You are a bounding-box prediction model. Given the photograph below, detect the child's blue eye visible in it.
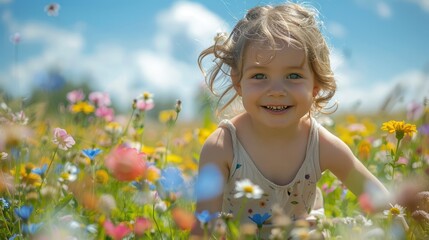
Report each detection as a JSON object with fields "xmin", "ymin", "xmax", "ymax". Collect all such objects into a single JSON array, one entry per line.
[
  {"xmin": 252, "ymin": 73, "xmax": 266, "ymax": 79},
  {"xmin": 286, "ymin": 73, "xmax": 302, "ymax": 79}
]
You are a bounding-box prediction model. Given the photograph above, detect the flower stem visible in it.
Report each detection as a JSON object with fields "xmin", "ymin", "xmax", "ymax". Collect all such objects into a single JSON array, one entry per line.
[{"xmin": 38, "ymin": 146, "xmax": 58, "ymax": 193}]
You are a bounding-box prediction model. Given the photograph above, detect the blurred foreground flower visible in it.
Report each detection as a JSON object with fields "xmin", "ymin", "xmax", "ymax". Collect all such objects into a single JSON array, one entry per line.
[
  {"xmin": 195, "ymin": 163, "xmax": 223, "ymax": 201},
  {"xmin": 105, "ymin": 146, "xmax": 147, "ymax": 181},
  {"xmin": 103, "ymin": 220, "xmax": 131, "ymax": 240}
]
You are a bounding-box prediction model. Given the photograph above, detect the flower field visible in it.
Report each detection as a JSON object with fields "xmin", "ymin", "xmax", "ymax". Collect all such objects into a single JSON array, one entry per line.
[{"xmin": 0, "ymin": 89, "xmax": 428, "ymax": 240}]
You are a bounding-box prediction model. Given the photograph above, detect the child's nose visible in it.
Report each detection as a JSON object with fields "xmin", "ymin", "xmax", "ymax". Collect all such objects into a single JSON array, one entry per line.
[{"xmin": 267, "ymin": 80, "xmax": 287, "ymax": 96}]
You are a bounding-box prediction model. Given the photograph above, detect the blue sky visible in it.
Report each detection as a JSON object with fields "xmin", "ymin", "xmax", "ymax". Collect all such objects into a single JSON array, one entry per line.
[{"xmin": 1, "ymin": 0, "xmax": 428, "ymax": 119}]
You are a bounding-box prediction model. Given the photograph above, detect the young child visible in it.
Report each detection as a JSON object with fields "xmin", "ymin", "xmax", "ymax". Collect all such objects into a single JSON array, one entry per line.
[{"xmin": 194, "ymin": 2, "xmax": 389, "ymax": 238}]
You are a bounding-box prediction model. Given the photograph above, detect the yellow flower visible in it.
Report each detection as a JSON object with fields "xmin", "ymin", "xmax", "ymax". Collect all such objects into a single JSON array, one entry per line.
[
  {"xmin": 95, "ymin": 170, "xmax": 109, "ymax": 184},
  {"xmin": 166, "ymin": 154, "xmax": 182, "ymax": 163},
  {"xmin": 381, "ymin": 120, "xmax": 417, "ymax": 140},
  {"xmin": 159, "ymin": 110, "xmax": 177, "ymax": 123},
  {"xmin": 71, "ymin": 101, "xmax": 95, "ymax": 114}
]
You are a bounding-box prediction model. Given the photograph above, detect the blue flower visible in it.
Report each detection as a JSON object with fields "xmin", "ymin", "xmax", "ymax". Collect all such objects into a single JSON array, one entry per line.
[
  {"xmin": 22, "ymin": 223, "xmax": 43, "ymax": 234},
  {"xmin": 249, "ymin": 213, "xmax": 271, "ymax": 228},
  {"xmin": 195, "ymin": 210, "xmax": 218, "ymax": 224},
  {"xmin": 14, "ymin": 205, "xmax": 33, "ymax": 221},
  {"xmin": 159, "ymin": 166, "xmax": 184, "ymax": 193},
  {"xmin": 82, "ymin": 148, "xmax": 102, "ymax": 160},
  {"xmin": 195, "ymin": 163, "xmax": 224, "ymax": 201},
  {"xmin": 31, "ymin": 164, "xmax": 48, "ymax": 176}
]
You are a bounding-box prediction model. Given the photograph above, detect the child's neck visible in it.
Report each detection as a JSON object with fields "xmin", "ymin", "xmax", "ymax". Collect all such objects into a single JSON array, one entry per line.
[{"xmin": 235, "ymin": 113, "xmax": 311, "ymax": 141}]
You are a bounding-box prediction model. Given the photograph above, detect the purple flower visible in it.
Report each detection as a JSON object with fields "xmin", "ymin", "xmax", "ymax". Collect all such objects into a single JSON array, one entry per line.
[
  {"xmin": 418, "ymin": 124, "xmax": 429, "ymax": 136},
  {"xmin": 52, "ymin": 128, "xmax": 75, "ymax": 150}
]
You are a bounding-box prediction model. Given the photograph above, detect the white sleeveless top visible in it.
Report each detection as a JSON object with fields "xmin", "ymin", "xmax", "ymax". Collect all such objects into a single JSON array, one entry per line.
[{"xmin": 219, "ymin": 118, "xmax": 322, "ymax": 237}]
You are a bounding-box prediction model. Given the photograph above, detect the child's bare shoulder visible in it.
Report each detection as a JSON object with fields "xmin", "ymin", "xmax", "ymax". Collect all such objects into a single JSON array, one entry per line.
[{"xmin": 200, "ymin": 126, "xmax": 234, "ymax": 168}]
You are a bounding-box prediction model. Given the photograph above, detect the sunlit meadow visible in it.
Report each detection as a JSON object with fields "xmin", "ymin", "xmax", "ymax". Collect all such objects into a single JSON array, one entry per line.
[{"xmin": 1, "ymin": 3, "xmax": 429, "ymax": 240}]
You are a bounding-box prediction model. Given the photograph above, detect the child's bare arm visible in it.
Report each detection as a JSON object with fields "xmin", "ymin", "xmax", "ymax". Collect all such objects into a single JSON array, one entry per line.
[
  {"xmin": 192, "ymin": 127, "xmax": 232, "ymax": 234},
  {"xmin": 319, "ymin": 127, "xmax": 389, "ymax": 200}
]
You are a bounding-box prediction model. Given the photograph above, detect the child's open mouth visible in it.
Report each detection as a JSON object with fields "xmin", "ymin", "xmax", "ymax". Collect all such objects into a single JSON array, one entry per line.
[{"xmin": 263, "ymin": 105, "xmax": 291, "ymax": 112}]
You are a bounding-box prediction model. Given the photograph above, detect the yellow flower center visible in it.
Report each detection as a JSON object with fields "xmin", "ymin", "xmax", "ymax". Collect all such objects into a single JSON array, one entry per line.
[
  {"xmin": 390, "ymin": 207, "xmax": 400, "ymax": 215},
  {"xmin": 243, "ymin": 185, "xmax": 254, "ymax": 193}
]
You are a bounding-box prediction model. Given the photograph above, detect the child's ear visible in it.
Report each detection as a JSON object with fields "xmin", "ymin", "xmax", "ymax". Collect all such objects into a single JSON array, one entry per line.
[
  {"xmin": 231, "ymin": 68, "xmax": 242, "ymax": 96},
  {"xmin": 312, "ymin": 85, "xmax": 320, "ymax": 97}
]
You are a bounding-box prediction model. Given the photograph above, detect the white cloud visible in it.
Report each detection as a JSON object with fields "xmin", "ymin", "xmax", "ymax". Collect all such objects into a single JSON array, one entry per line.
[
  {"xmin": 376, "ymin": 2, "xmax": 392, "ymax": 18},
  {"xmin": 355, "ymin": 0, "xmax": 393, "ymax": 18},
  {"xmin": 330, "ymin": 48, "xmax": 428, "ymax": 113},
  {"xmin": 327, "ymin": 21, "xmax": 347, "ymax": 39},
  {"xmin": 406, "ymin": 0, "xmax": 429, "ymax": 12}
]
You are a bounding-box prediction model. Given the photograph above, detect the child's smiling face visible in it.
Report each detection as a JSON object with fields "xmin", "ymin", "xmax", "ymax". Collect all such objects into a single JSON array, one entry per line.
[{"xmin": 233, "ymin": 41, "xmax": 319, "ymax": 128}]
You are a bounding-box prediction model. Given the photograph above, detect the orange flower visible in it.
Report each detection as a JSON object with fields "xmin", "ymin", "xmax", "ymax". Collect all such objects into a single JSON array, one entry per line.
[
  {"xmin": 171, "ymin": 207, "xmax": 196, "ymax": 231},
  {"xmin": 105, "ymin": 146, "xmax": 147, "ymax": 181}
]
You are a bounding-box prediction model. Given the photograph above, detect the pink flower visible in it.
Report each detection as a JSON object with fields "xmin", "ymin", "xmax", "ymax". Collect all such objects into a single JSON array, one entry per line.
[
  {"xmin": 52, "ymin": 128, "xmax": 75, "ymax": 150},
  {"xmin": 95, "ymin": 106, "xmax": 115, "ymax": 122},
  {"xmin": 103, "ymin": 220, "xmax": 131, "ymax": 240},
  {"xmin": 89, "ymin": 92, "xmax": 111, "ymax": 107},
  {"xmin": 105, "ymin": 146, "xmax": 146, "ymax": 181},
  {"xmin": 45, "ymin": 3, "xmax": 60, "ymax": 16},
  {"xmin": 134, "ymin": 217, "xmax": 152, "ymax": 236},
  {"xmin": 136, "ymin": 99, "xmax": 154, "ymax": 111},
  {"xmin": 66, "ymin": 89, "xmax": 85, "ymax": 104}
]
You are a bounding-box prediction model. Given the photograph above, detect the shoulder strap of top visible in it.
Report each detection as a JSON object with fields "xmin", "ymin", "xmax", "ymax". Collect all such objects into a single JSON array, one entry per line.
[
  {"xmin": 218, "ymin": 119, "xmax": 240, "ymax": 180},
  {"xmin": 308, "ymin": 118, "xmax": 322, "ymax": 179}
]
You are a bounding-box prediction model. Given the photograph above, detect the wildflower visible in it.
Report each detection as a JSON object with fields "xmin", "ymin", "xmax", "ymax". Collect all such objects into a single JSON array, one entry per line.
[
  {"xmin": 0, "ymin": 152, "xmax": 8, "ymax": 160},
  {"xmin": 195, "ymin": 210, "xmax": 219, "ymax": 225},
  {"xmin": 22, "ymin": 223, "xmax": 43, "ymax": 235},
  {"xmin": 89, "ymin": 91, "xmax": 111, "ymax": 107},
  {"xmin": 58, "ymin": 163, "xmax": 79, "ymax": 182},
  {"xmin": 95, "ymin": 106, "xmax": 115, "ymax": 122},
  {"xmin": 159, "ymin": 166, "xmax": 184, "ymax": 193},
  {"xmin": 104, "ymin": 146, "xmax": 147, "ymax": 181},
  {"xmin": 31, "ymin": 164, "xmax": 48, "ymax": 177},
  {"xmin": 159, "ymin": 110, "xmax": 177, "ymax": 123},
  {"xmin": 52, "ymin": 128, "xmax": 75, "ymax": 150},
  {"xmin": 95, "ymin": 169, "xmax": 109, "ymax": 184},
  {"xmin": 195, "ymin": 163, "xmax": 224, "ymax": 201},
  {"xmin": 407, "ymin": 101, "xmax": 424, "ymax": 121},
  {"xmin": 135, "ymin": 92, "xmax": 154, "ymax": 111},
  {"xmin": 381, "ymin": 120, "xmax": 417, "ymax": 140},
  {"xmin": 66, "ymin": 89, "xmax": 85, "ymax": 104},
  {"xmin": 249, "ymin": 213, "xmax": 271, "ymax": 228},
  {"xmin": 105, "ymin": 122, "xmax": 123, "ymax": 135},
  {"xmin": 383, "ymin": 203, "xmax": 405, "ymax": 217},
  {"xmin": 175, "ymin": 99, "xmax": 182, "ymax": 113},
  {"xmin": 0, "ymin": 197, "xmax": 9, "ymax": 209},
  {"xmin": 171, "ymin": 207, "xmax": 196, "ymax": 231},
  {"xmin": 13, "ymin": 111, "xmax": 28, "ymax": 125},
  {"xmin": 14, "ymin": 205, "xmax": 33, "ymax": 221},
  {"xmin": 44, "ymin": 3, "xmax": 60, "ymax": 16},
  {"xmin": 234, "ymin": 178, "xmax": 264, "ymax": 199},
  {"xmin": 146, "ymin": 165, "xmax": 160, "ymax": 182},
  {"xmin": 10, "ymin": 32, "xmax": 21, "ymax": 45},
  {"xmin": 71, "ymin": 101, "xmax": 95, "ymax": 114},
  {"xmin": 98, "ymin": 194, "xmax": 117, "ymax": 215},
  {"xmin": 154, "ymin": 200, "xmax": 167, "ymax": 212},
  {"xmin": 82, "ymin": 148, "xmax": 102, "ymax": 161},
  {"xmin": 134, "ymin": 217, "xmax": 152, "ymax": 236},
  {"xmin": 418, "ymin": 124, "xmax": 429, "ymax": 136},
  {"xmin": 103, "ymin": 220, "xmax": 131, "ymax": 240}
]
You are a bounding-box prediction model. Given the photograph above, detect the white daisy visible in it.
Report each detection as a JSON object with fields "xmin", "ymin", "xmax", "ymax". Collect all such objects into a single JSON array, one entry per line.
[
  {"xmin": 383, "ymin": 203, "xmax": 405, "ymax": 217},
  {"xmin": 234, "ymin": 179, "xmax": 263, "ymax": 199}
]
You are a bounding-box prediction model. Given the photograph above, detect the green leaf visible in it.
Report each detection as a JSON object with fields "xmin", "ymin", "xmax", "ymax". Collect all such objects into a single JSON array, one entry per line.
[{"xmin": 52, "ymin": 194, "xmax": 74, "ymax": 216}]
